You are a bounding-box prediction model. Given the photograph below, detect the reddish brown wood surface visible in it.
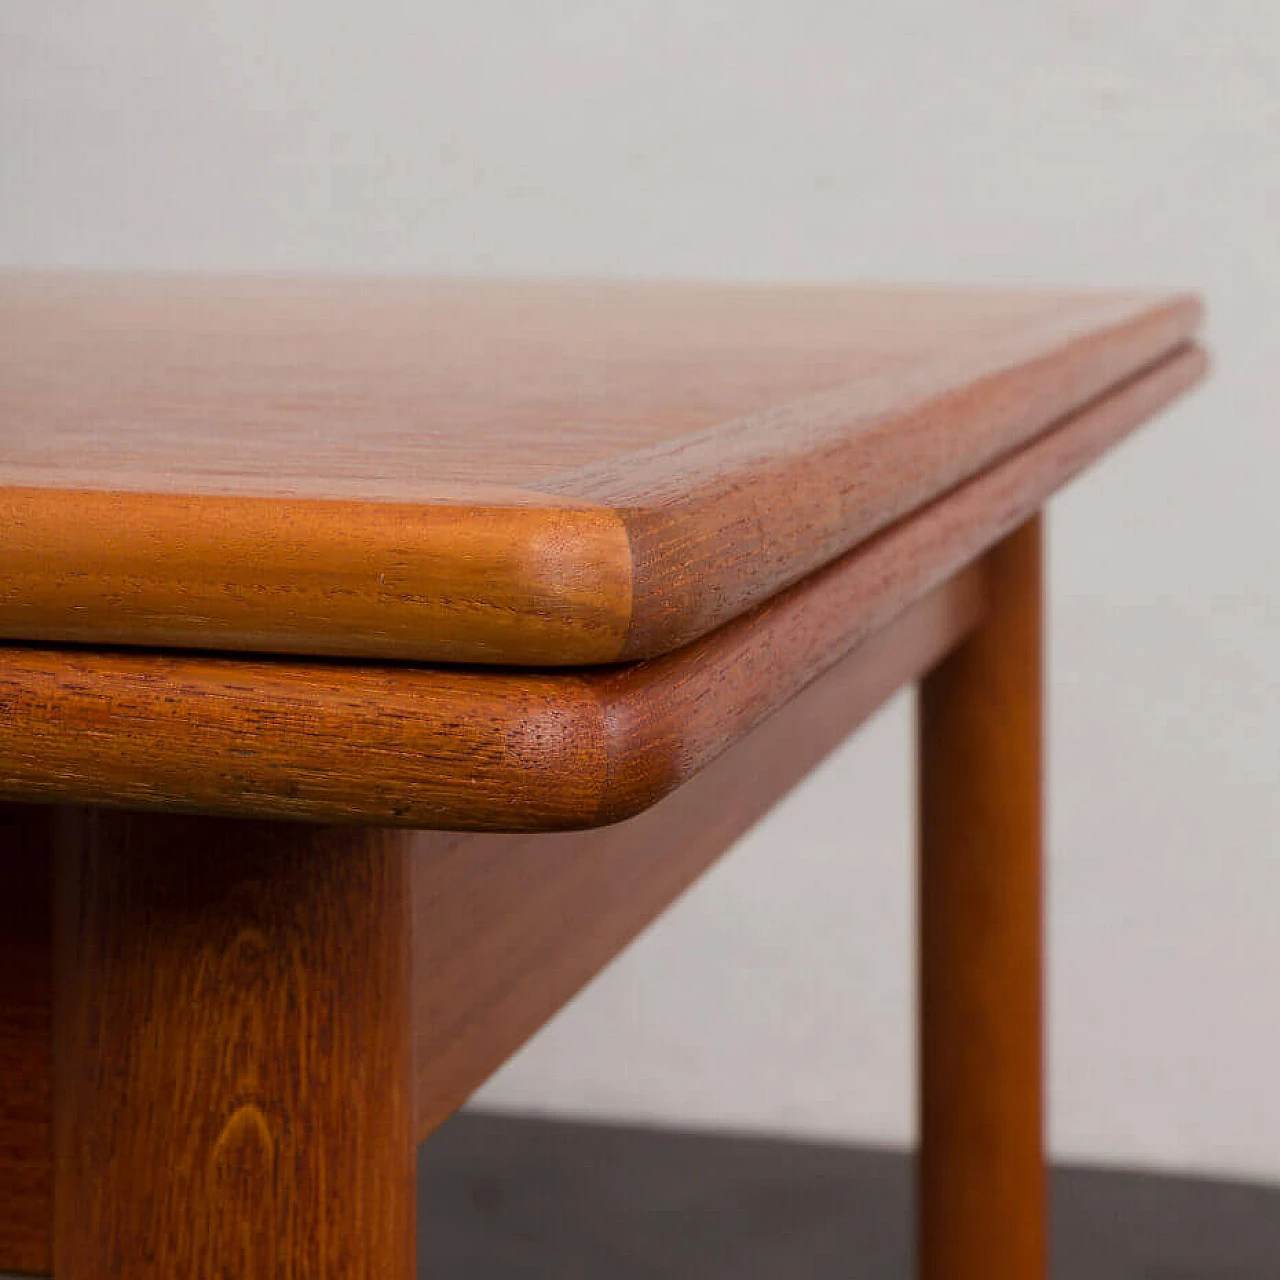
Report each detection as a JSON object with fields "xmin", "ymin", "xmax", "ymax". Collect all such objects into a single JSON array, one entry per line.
[
  {"xmin": 918, "ymin": 517, "xmax": 1045, "ymax": 1279},
  {"xmin": 0, "ymin": 572, "xmax": 977, "ymax": 1270},
  {"xmin": 53, "ymin": 812, "xmax": 416, "ymax": 1279},
  {"xmin": 0, "ymin": 343, "xmax": 1204, "ymax": 830},
  {"xmin": 0, "ymin": 274, "xmax": 1200, "ymax": 663},
  {"xmin": 0, "ymin": 806, "xmax": 53, "ymax": 1275},
  {"xmin": 409, "ymin": 566, "xmax": 984, "ymax": 1137}
]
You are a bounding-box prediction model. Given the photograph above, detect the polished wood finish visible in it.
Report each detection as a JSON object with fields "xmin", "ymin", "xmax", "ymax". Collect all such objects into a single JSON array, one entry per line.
[
  {"xmin": 0, "ymin": 574, "xmax": 980, "ymax": 1274},
  {"xmin": 53, "ymin": 812, "xmax": 416, "ymax": 1279},
  {"xmin": 410, "ymin": 566, "xmax": 984, "ymax": 1137},
  {"xmin": 918, "ymin": 517, "xmax": 1045, "ymax": 1280},
  {"xmin": 0, "ymin": 277, "xmax": 1208, "ymax": 1279},
  {"xmin": 0, "ymin": 342, "xmax": 1204, "ymax": 829},
  {"xmin": 1, "ymin": 275, "xmax": 1199, "ymax": 663},
  {"xmin": 1, "ymin": 488, "xmax": 634, "ymax": 667},
  {"xmin": 0, "ymin": 806, "xmax": 53, "ymax": 1276}
]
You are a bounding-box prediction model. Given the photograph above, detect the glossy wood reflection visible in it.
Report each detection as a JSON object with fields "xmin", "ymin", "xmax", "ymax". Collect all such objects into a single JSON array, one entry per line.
[{"xmin": 0, "ymin": 275, "xmax": 1201, "ymax": 663}]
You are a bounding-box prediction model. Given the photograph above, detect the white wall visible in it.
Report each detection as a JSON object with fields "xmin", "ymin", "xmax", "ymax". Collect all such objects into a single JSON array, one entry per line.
[{"xmin": 4, "ymin": 0, "xmax": 1278, "ymax": 1180}]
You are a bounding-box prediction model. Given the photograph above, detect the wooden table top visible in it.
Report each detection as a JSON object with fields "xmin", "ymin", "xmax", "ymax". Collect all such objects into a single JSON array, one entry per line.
[
  {"xmin": 1, "ymin": 274, "xmax": 1200, "ymax": 666},
  {"xmin": 0, "ymin": 275, "xmax": 1205, "ymax": 828}
]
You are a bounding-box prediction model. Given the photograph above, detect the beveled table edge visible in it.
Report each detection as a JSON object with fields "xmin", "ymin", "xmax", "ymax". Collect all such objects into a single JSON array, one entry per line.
[
  {"xmin": 0, "ymin": 344, "xmax": 1206, "ymax": 831},
  {"xmin": 0, "ymin": 287, "xmax": 1201, "ymax": 666}
]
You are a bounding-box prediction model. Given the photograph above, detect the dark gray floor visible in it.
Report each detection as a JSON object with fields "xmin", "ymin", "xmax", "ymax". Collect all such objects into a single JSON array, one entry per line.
[{"xmin": 419, "ymin": 1111, "xmax": 1280, "ymax": 1278}]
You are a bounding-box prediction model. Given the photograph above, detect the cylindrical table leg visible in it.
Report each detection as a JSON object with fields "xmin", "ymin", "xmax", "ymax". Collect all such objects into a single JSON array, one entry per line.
[
  {"xmin": 0, "ymin": 806, "xmax": 53, "ymax": 1276},
  {"xmin": 917, "ymin": 516, "xmax": 1045, "ymax": 1280},
  {"xmin": 53, "ymin": 809, "xmax": 418, "ymax": 1279}
]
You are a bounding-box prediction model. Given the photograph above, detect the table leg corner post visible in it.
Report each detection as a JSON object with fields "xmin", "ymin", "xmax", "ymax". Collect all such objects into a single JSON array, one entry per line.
[
  {"xmin": 52, "ymin": 811, "xmax": 418, "ymax": 1279},
  {"xmin": 0, "ymin": 806, "xmax": 55, "ymax": 1278},
  {"xmin": 917, "ymin": 516, "xmax": 1046, "ymax": 1280}
]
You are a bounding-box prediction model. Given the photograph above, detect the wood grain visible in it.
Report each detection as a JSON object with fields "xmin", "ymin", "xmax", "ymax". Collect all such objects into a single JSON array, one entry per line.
[
  {"xmin": 409, "ymin": 567, "xmax": 984, "ymax": 1137},
  {"xmin": 0, "ymin": 806, "xmax": 53, "ymax": 1276},
  {"xmin": 53, "ymin": 812, "xmax": 416, "ymax": 1279},
  {"xmin": 918, "ymin": 517, "xmax": 1045, "ymax": 1279},
  {"xmin": 0, "ymin": 344, "xmax": 1205, "ymax": 830},
  {"xmin": 0, "ymin": 274, "xmax": 1201, "ymax": 663},
  {"xmin": 13, "ymin": 573, "xmax": 977, "ymax": 1269},
  {"xmin": 1, "ymin": 490, "xmax": 633, "ymax": 666}
]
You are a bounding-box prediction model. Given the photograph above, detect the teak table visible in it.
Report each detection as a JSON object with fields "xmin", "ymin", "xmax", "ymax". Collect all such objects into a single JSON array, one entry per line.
[{"xmin": 0, "ymin": 276, "xmax": 1204, "ymax": 1278}]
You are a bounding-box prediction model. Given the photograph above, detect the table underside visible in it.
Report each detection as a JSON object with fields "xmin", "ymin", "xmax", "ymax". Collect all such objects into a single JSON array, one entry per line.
[{"xmin": 0, "ymin": 341, "xmax": 1204, "ymax": 830}]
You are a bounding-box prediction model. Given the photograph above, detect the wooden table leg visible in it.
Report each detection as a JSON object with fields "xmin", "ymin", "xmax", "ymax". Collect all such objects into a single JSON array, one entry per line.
[
  {"xmin": 918, "ymin": 516, "xmax": 1045, "ymax": 1280},
  {"xmin": 53, "ymin": 810, "xmax": 417, "ymax": 1279},
  {"xmin": 0, "ymin": 806, "xmax": 54, "ymax": 1276}
]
